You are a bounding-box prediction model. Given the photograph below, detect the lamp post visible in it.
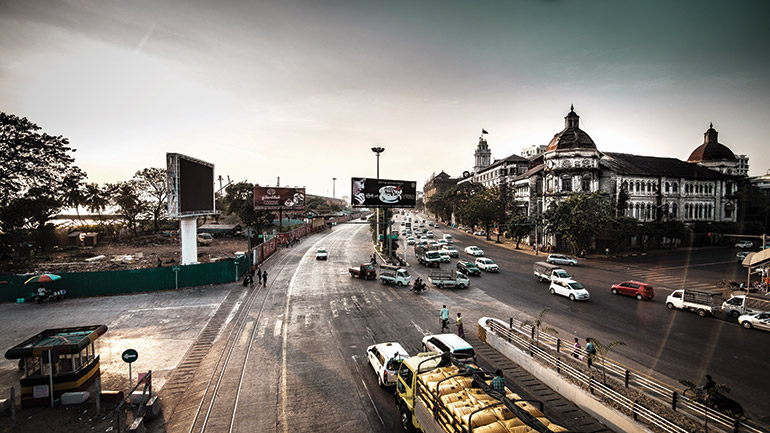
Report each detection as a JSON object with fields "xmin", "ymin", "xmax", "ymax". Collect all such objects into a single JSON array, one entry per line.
[
  {"xmin": 332, "ymin": 177, "xmax": 336, "ymax": 199},
  {"xmin": 371, "ymin": 146, "xmax": 384, "ymax": 252}
]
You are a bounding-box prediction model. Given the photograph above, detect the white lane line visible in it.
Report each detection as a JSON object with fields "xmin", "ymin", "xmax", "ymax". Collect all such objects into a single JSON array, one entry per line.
[
  {"xmin": 351, "ymin": 355, "xmax": 386, "ymax": 427},
  {"xmin": 330, "ymin": 300, "xmax": 339, "ymax": 318},
  {"xmin": 412, "ymin": 320, "xmax": 430, "ymax": 337},
  {"xmin": 256, "ymin": 320, "xmax": 267, "ymax": 339},
  {"xmin": 273, "ymin": 317, "xmax": 283, "ymax": 337},
  {"xmin": 371, "ymin": 292, "xmax": 382, "ymax": 304},
  {"xmin": 380, "ymin": 292, "xmax": 391, "ymax": 302}
]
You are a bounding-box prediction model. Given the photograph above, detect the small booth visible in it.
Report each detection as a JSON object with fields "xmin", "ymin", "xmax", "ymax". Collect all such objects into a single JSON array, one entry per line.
[{"xmin": 4, "ymin": 325, "xmax": 107, "ymax": 408}]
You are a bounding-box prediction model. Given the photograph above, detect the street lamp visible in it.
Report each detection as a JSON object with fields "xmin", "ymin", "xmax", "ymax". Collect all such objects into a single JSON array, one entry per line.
[
  {"xmin": 332, "ymin": 177, "xmax": 336, "ymax": 199},
  {"xmin": 371, "ymin": 147, "xmax": 384, "ymax": 252}
]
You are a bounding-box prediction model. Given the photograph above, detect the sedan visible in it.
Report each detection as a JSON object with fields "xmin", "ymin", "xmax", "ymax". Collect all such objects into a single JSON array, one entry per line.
[
  {"xmin": 441, "ymin": 246, "xmax": 459, "ymax": 258},
  {"xmin": 475, "ymin": 258, "xmax": 499, "ymax": 272},
  {"xmin": 547, "ymin": 254, "xmax": 578, "ymax": 266},
  {"xmin": 549, "ymin": 279, "xmax": 590, "ymax": 301},
  {"xmin": 315, "ymin": 248, "xmax": 328, "ymax": 260},
  {"xmin": 735, "ymin": 240, "xmax": 754, "ymax": 249},
  {"xmin": 457, "ymin": 261, "xmax": 481, "ymax": 276},
  {"xmin": 738, "ymin": 312, "xmax": 770, "ymax": 331},
  {"xmin": 426, "ymin": 231, "xmax": 434, "ymax": 238},
  {"xmin": 473, "ymin": 230, "xmax": 486, "ymax": 236},
  {"xmin": 610, "ymin": 281, "xmax": 654, "ymax": 300},
  {"xmin": 736, "ymin": 251, "xmax": 750, "ymax": 263},
  {"xmin": 464, "ymin": 246, "xmax": 484, "ymax": 256},
  {"xmin": 438, "ymin": 251, "xmax": 451, "ymax": 263},
  {"xmin": 407, "ymin": 237, "xmax": 415, "ymax": 245}
]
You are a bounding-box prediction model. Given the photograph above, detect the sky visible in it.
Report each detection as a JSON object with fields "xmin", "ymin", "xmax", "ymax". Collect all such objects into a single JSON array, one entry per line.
[{"xmin": 1, "ymin": 0, "xmax": 769, "ymax": 199}]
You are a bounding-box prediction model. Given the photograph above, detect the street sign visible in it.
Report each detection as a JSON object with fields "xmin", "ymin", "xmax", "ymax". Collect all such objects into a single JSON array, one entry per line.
[
  {"xmin": 121, "ymin": 349, "xmax": 138, "ymax": 363},
  {"xmin": 172, "ymin": 265, "xmax": 181, "ymax": 272}
]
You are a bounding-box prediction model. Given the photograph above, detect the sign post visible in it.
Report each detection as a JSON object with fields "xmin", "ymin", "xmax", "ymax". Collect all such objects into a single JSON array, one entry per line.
[{"xmin": 122, "ymin": 349, "xmax": 139, "ymax": 392}]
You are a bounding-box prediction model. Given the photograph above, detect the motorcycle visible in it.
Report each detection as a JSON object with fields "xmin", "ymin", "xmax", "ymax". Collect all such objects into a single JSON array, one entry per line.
[
  {"xmin": 32, "ymin": 287, "xmax": 66, "ymax": 303},
  {"xmin": 411, "ymin": 279, "xmax": 429, "ymax": 294}
]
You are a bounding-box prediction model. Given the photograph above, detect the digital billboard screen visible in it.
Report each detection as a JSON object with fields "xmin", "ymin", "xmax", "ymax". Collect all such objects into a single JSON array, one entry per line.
[
  {"xmin": 167, "ymin": 153, "xmax": 216, "ymax": 217},
  {"xmin": 351, "ymin": 178, "xmax": 416, "ymax": 208},
  {"xmin": 253, "ymin": 187, "xmax": 306, "ymax": 210}
]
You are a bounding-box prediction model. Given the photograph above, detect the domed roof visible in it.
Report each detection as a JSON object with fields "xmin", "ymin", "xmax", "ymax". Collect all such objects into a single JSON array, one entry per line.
[
  {"xmin": 687, "ymin": 124, "xmax": 735, "ymax": 162},
  {"xmin": 546, "ymin": 106, "xmax": 597, "ymax": 152}
]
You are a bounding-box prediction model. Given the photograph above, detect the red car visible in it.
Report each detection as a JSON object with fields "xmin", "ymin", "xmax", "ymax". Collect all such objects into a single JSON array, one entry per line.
[{"xmin": 610, "ymin": 281, "xmax": 654, "ymax": 300}]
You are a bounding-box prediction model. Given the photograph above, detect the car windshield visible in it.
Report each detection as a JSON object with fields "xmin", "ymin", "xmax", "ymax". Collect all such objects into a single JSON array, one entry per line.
[
  {"xmin": 318, "ymin": 249, "xmax": 326, "ymax": 253},
  {"xmin": 567, "ymin": 282, "xmax": 584, "ymax": 290}
]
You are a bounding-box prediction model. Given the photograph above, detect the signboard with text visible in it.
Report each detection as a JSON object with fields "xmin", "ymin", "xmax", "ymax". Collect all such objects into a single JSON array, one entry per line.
[
  {"xmin": 253, "ymin": 187, "xmax": 306, "ymax": 210},
  {"xmin": 351, "ymin": 178, "xmax": 416, "ymax": 208}
]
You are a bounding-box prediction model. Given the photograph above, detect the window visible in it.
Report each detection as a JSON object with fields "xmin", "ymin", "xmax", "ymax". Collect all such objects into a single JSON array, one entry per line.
[
  {"xmin": 562, "ymin": 177, "xmax": 572, "ymax": 192},
  {"xmin": 665, "ymin": 182, "xmax": 670, "ymax": 193},
  {"xmin": 672, "ymin": 203, "xmax": 678, "ymax": 218},
  {"xmin": 673, "ymin": 182, "xmax": 679, "ymax": 193},
  {"xmin": 582, "ymin": 177, "xmax": 591, "ymax": 192}
]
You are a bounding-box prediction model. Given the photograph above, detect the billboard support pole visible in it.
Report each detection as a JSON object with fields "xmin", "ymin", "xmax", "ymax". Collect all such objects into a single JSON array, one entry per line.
[
  {"xmin": 180, "ymin": 217, "xmax": 199, "ymax": 265},
  {"xmin": 388, "ymin": 218, "xmax": 393, "ymax": 263}
]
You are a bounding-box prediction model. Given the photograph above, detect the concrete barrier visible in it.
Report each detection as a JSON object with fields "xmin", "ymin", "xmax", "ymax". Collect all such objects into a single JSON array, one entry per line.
[{"xmin": 61, "ymin": 391, "xmax": 90, "ymax": 405}]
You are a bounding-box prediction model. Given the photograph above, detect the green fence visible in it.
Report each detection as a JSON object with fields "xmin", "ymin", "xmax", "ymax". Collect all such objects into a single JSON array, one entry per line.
[{"xmin": 0, "ymin": 256, "xmax": 249, "ymax": 303}]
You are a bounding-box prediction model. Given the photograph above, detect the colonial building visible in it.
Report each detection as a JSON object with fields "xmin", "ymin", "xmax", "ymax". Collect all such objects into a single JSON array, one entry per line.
[{"xmin": 423, "ymin": 171, "xmax": 458, "ymax": 204}]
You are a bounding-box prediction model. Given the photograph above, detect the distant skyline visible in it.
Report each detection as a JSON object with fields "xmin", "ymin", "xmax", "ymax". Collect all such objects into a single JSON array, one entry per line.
[{"xmin": 2, "ymin": 0, "xmax": 768, "ymax": 199}]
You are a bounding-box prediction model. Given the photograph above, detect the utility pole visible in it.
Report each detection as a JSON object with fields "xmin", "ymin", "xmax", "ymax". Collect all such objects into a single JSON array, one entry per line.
[
  {"xmin": 371, "ymin": 146, "xmax": 385, "ymax": 251},
  {"xmin": 332, "ymin": 177, "xmax": 336, "ymax": 199}
]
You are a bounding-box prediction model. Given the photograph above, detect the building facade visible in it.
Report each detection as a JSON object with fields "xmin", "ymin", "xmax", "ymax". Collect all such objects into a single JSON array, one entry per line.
[{"xmin": 423, "ymin": 171, "xmax": 458, "ymax": 205}]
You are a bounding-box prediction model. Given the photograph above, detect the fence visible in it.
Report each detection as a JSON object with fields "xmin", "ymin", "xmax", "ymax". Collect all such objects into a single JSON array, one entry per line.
[{"xmin": 482, "ymin": 317, "xmax": 763, "ymax": 433}]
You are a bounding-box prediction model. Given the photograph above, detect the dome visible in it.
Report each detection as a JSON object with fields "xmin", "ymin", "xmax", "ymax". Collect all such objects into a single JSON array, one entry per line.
[
  {"xmin": 546, "ymin": 106, "xmax": 597, "ymax": 152},
  {"xmin": 687, "ymin": 124, "xmax": 735, "ymax": 162}
]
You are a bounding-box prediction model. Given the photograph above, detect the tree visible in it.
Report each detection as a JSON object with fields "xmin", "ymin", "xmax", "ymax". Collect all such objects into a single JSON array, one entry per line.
[
  {"xmin": 109, "ymin": 181, "xmax": 146, "ymax": 237},
  {"xmin": 62, "ymin": 168, "xmax": 87, "ymax": 223},
  {"xmin": 134, "ymin": 168, "xmax": 168, "ymax": 233},
  {"xmin": 83, "ymin": 183, "xmax": 110, "ymax": 224},
  {"xmin": 520, "ymin": 308, "xmax": 558, "ymax": 351},
  {"xmin": 222, "ymin": 182, "xmax": 274, "ymax": 237},
  {"xmin": 506, "ymin": 214, "xmax": 531, "ymax": 249},
  {"xmin": 544, "ymin": 193, "xmax": 612, "ymax": 254},
  {"xmin": 606, "ymin": 216, "xmax": 639, "ymax": 252},
  {"xmin": 586, "ymin": 337, "xmax": 626, "ymax": 385}
]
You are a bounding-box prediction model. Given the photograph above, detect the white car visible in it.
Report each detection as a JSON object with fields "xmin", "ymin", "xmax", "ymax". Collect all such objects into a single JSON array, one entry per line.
[
  {"xmin": 473, "ymin": 230, "xmax": 486, "ymax": 236},
  {"xmin": 735, "ymin": 241, "xmax": 753, "ymax": 249},
  {"xmin": 441, "ymin": 245, "xmax": 459, "ymax": 257},
  {"xmin": 315, "ymin": 248, "xmax": 328, "ymax": 260},
  {"xmin": 549, "ymin": 279, "xmax": 590, "ymax": 301},
  {"xmin": 547, "ymin": 254, "xmax": 578, "ymax": 266},
  {"xmin": 475, "ymin": 258, "xmax": 499, "ymax": 272},
  {"xmin": 407, "ymin": 237, "xmax": 415, "ymax": 245},
  {"xmin": 366, "ymin": 342, "xmax": 409, "ymax": 387},
  {"xmin": 426, "ymin": 231, "xmax": 434, "ymax": 238},
  {"xmin": 197, "ymin": 233, "xmax": 213, "ymax": 246},
  {"xmin": 438, "ymin": 251, "xmax": 451, "ymax": 263},
  {"xmin": 738, "ymin": 312, "xmax": 770, "ymax": 332},
  {"xmin": 437, "ymin": 239, "xmax": 448, "ymax": 247},
  {"xmin": 464, "ymin": 246, "xmax": 484, "ymax": 256},
  {"xmin": 422, "ymin": 334, "xmax": 476, "ymax": 361}
]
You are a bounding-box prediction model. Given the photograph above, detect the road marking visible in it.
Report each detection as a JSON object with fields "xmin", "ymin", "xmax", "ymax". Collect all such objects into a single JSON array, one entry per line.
[
  {"xmin": 273, "ymin": 317, "xmax": 283, "ymax": 337},
  {"xmin": 388, "ymin": 286, "xmax": 401, "ymax": 299},
  {"xmin": 653, "ymin": 260, "xmax": 735, "ymax": 270},
  {"xmin": 379, "ymin": 292, "xmax": 391, "ymax": 302},
  {"xmin": 371, "ymin": 292, "xmax": 382, "ymax": 304},
  {"xmin": 330, "ymin": 300, "xmax": 339, "ymax": 318},
  {"xmin": 412, "ymin": 320, "xmax": 430, "ymax": 336},
  {"xmin": 256, "ymin": 320, "xmax": 266, "ymax": 339},
  {"xmin": 305, "ymin": 314, "xmax": 312, "ymax": 327},
  {"xmin": 351, "ymin": 355, "xmax": 386, "ymax": 427}
]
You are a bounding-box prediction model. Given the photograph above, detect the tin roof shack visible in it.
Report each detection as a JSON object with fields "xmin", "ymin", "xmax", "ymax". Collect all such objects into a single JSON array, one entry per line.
[
  {"xmin": 4, "ymin": 325, "xmax": 107, "ymax": 408},
  {"xmin": 198, "ymin": 224, "xmax": 242, "ymax": 237}
]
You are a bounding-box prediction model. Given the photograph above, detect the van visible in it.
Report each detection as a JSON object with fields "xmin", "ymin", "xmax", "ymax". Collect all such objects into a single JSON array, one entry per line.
[
  {"xmin": 366, "ymin": 342, "xmax": 409, "ymax": 387},
  {"xmin": 443, "ymin": 234, "xmax": 454, "ymax": 244},
  {"xmin": 421, "ymin": 334, "xmax": 475, "ymax": 361}
]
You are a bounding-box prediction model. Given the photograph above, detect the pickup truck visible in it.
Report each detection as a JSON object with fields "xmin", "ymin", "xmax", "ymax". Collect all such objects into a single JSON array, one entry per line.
[
  {"xmin": 722, "ymin": 293, "xmax": 770, "ymax": 318},
  {"xmin": 379, "ymin": 265, "xmax": 411, "ymax": 286},
  {"xmin": 533, "ymin": 261, "xmax": 571, "ymax": 283},
  {"xmin": 427, "ymin": 271, "xmax": 470, "ymax": 289},
  {"xmin": 415, "ymin": 245, "xmax": 441, "ymax": 267},
  {"xmin": 666, "ymin": 289, "xmax": 723, "ymax": 317},
  {"xmin": 349, "ymin": 263, "xmax": 377, "ymax": 280}
]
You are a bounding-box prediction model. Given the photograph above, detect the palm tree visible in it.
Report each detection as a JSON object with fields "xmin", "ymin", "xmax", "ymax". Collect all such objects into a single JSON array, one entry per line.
[
  {"xmin": 520, "ymin": 308, "xmax": 558, "ymax": 352},
  {"xmin": 586, "ymin": 337, "xmax": 626, "ymax": 384},
  {"xmin": 83, "ymin": 183, "xmax": 109, "ymax": 227},
  {"xmin": 61, "ymin": 169, "xmax": 86, "ymax": 223}
]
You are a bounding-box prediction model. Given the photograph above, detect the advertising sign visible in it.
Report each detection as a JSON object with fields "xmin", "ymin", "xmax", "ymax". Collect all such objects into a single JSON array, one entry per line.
[
  {"xmin": 167, "ymin": 153, "xmax": 216, "ymax": 217},
  {"xmin": 253, "ymin": 187, "xmax": 306, "ymax": 210},
  {"xmin": 351, "ymin": 178, "xmax": 416, "ymax": 208}
]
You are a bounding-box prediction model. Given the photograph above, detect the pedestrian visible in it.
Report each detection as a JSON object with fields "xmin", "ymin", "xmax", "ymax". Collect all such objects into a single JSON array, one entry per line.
[
  {"xmin": 491, "ymin": 369, "xmax": 505, "ymax": 394},
  {"xmin": 248, "ymin": 274, "xmax": 255, "ymax": 288},
  {"xmin": 605, "ymin": 247, "xmax": 610, "ymax": 257},
  {"xmin": 157, "ymin": 257, "xmax": 162, "ymax": 267},
  {"xmin": 572, "ymin": 337, "xmax": 582, "ymax": 360},
  {"xmin": 440, "ymin": 305, "xmax": 449, "ymax": 332},
  {"xmin": 456, "ymin": 312, "xmax": 464, "ymax": 338},
  {"xmin": 262, "ymin": 270, "xmax": 268, "ymax": 286},
  {"xmin": 702, "ymin": 374, "xmax": 716, "ymax": 398},
  {"xmin": 585, "ymin": 338, "xmax": 596, "ymax": 368},
  {"xmin": 257, "ymin": 267, "xmax": 263, "ymax": 285}
]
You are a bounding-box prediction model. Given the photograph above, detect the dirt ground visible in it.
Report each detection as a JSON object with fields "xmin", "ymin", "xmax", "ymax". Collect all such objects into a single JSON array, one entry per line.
[{"xmin": 1, "ymin": 234, "xmax": 249, "ymax": 275}]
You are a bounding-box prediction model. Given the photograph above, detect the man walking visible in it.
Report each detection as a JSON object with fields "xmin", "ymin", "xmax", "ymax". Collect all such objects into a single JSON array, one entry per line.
[
  {"xmin": 456, "ymin": 312, "xmax": 464, "ymax": 338},
  {"xmin": 262, "ymin": 270, "xmax": 268, "ymax": 286},
  {"xmin": 257, "ymin": 267, "xmax": 263, "ymax": 285},
  {"xmin": 440, "ymin": 305, "xmax": 449, "ymax": 332},
  {"xmin": 585, "ymin": 338, "xmax": 596, "ymax": 368}
]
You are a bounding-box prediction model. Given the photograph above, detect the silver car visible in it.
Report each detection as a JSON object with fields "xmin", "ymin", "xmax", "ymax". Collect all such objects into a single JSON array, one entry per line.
[
  {"xmin": 738, "ymin": 312, "xmax": 770, "ymax": 332},
  {"xmin": 547, "ymin": 254, "xmax": 578, "ymax": 266}
]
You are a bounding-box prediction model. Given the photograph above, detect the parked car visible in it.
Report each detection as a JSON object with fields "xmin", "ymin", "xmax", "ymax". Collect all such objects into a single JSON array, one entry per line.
[
  {"xmin": 738, "ymin": 312, "xmax": 770, "ymax": 332},
  {"xmin": 475, "ymin": 258, "xmax": 499, "ymax": 272},
  {"xmin": 736, "ymin": 251, "xmax": 750, "ymax": 263},
  {"xmin": 441, "ymin": 245, "xmax": 459, "ymax": 257},
  {"xmin": 546, "ymin": 254, "xmax": 578, "ymax": 266},
  {"xmin": 315, "ymin": 248, "xmax": 328, "ymax": 260},
  {"xmin": 464, "ymin": 246, "xmax": 484, "ymax": 256},
  {"xmin": 366, "ymin": 342, "xmax": 409, "ymax": 387},
  {"xmin": 457, "ymin": 261, "xmax": 481, "ymax": 276},
  {"xmin": 197, "ymin": 233, "xmax": 213, "ymax": 246},
  {"xmin": 610, "ymin": 281, "xmax": 654, "ymax": 300},
  {"xmin": 473, "ymin": 230, "xmax": 486, "ymax": 236},
  {"xmin": 735, "ymin": 240, "xmax": 754, "ymax": 249},
  {"xmin": 549, "ymin": 279, "xmax": 590, "ymax": 301}
]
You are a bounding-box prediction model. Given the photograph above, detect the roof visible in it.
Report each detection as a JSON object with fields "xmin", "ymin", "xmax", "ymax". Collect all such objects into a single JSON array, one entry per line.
[
  {"xmin": 546, "ymin": 107, "xmax": 597, "ymax": 152},
  {"xmin": 687, "ymin": 125, "xmax": 736, "ymax": 162},
  {"xmin": 601, "ymin": 152, "xmax": 728, "ymax": 179},
  {"xmin": 5, "ymin": 325, "xmax": 108, "ymax": 359},
  {"xmin": 743, "ymin": 249, "xmax": 770, "ymax": 268},
  {"xmin": 198, "ymin": 224, "xmax": 242, "ymax": 234}
]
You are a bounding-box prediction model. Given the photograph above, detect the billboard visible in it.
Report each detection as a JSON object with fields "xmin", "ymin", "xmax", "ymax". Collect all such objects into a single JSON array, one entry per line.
[
  {"xmin": 351, "ymin": 178, "xmax": 416, "ymax": 208},
  {"xmin": 253, "ymin": 187, "xmax": 306, "ymax": 210},
  {"xmin": 167, "ymin": 153, "xmax": 216, "ymax": 217}
]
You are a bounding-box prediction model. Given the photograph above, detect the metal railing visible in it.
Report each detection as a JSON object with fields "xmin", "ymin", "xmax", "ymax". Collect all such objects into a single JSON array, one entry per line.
[{"xmin": 486, "ymin": 317, "xmax": 763, "ymax": 433}]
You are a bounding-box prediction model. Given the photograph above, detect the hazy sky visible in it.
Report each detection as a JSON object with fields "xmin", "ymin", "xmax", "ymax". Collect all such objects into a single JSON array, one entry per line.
[{"xmin": 2, "ymin": 0, "xmax": 768, "ymax": 198}]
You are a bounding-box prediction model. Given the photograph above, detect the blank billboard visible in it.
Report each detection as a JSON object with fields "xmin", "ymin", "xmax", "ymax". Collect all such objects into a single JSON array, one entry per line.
[
  {"xmin": 167, "ymin": 153, "xmax": 216, "ymax": 217},
  {"xmin": 351, "ymin": 178, "xmax": 416, "ymax": 208}
]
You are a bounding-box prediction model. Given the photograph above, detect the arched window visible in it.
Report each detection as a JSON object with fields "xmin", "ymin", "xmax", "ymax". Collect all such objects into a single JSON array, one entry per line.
[
  {"xmin": 672, "ymin": 203, "xmax": 678, "ymax": 218},
  {"xmin": 582, "ymin": 176, "xmax": 591, "ymax": 192},
  {"xmin": 665, "ymin": 182, "xmax": 670, "ymax": 193},
  {"xmin": 673, "ymin": 182, "xmax": 679, "ymax": 193},
  {"xmin": 636, "ymin": 181, "xmax": 641, "ymax": 193}
]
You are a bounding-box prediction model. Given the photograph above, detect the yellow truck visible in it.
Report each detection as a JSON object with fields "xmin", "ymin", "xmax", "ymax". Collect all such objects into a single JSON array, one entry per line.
[{"xmin": 395, "ymin": 352, "xmax": 568, "ymax": 433}]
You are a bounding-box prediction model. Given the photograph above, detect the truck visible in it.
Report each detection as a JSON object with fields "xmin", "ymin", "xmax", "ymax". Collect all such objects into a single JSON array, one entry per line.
[
  {"xmin": 395, "ymin": 352, "xmax": 567, "ymax": 433},
  {"xmin": 428, "ymin": 271, "xmax": 470, "ymax": 289},
  {"xmin": 666, "ymin": 289, "xmax": 723, "ymax": 317},
  {"xmin": 349, "ymin": 263, "xmax": 377, "ymax": 280},
  {"xmin": 379, "ymin": 265, "xmax": 411, "ymax": 286},
  {"xmin": 415, "ymin": 245, "xmax": 441, "ymax": 268},
  {"xmin": 722, "ymin": 293, "xmax": 770, "ymax": 318},
  {"xmin": 533, "ymin": 262, "xmax": 572, "ymax": 283}
]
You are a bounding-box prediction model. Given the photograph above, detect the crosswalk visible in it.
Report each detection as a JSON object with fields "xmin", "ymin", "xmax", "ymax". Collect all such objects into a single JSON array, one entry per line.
[{"xmin": 600, "ymin": 262, "xmax": 718, "ymax": 292}]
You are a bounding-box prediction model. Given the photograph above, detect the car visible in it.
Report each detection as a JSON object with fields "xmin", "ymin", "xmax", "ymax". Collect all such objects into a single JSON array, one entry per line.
[
  {"xmin": 407, "ymin": 237, "xmax": 415, "ymax": 245},
  {"xmin": 441, "ymin": 245, "xmax": 459, "ymax": 257},
  {"xmin": 400, "ymin": 229, "xmax": 407, "ymax": 235},
  {"xmin": 546, "ymin": 254, "xmax": 578, "ymax": 266},
  {"xmin": 315, "ymin": 248, "xmax": 328, "ymax": 260},
  {"xmin": 426, "ymin": 231, "xmax": 434, "ymax": 238},
  {"xmin": 438, "ymin": 251, "xmax": 451, "ymax": 263},
  {"xmin": 464, "ymin": 246, "xmax": 484, "ymax": 256},
  {"xmin": 475, "ymin": 258, "xmax": 499, "ymax": 272},
  {"xmin": 549, "ymin": 279, "xmax": 590, "ymax": 301},
  {"xmin": 610, "ymin": 281, "xmax": 654, "ymax": 300},
  {"xmin": 443, "ymin": 234, "xmax": 453, "ymax": 244},
  {"xmin": 197, "ymin": 233, "xmax": 213, "ymax": 246},
  {"xmin": 738, "ymin": 312, "xmax": 770, "ymax": 332},
  {"xmin": 464, "ymin": 228, "xmax": 473, "ymax": 233},
  {"xmin": 428, "ymin": 240, "xmax": 440, "ymax": 249},
  {"xmin": 735, "ymin": 241, "xmax": 754, "ymax": 249},
  {"xmin": 366, "ymin": 342, "xmax": 409, "ymax": 387},
  {"xmin": 437, "ymin": 239, "xmax": 448, "ymax": 247},
  {"xmin": 457, "ymin": 261, "xmax": 481, "ymax": 276},
  {"xmin": 421, "ymin": 334, "xmax": 476, "ymax": 361},
  {"xmin": 420, "ymin": 236, "xmax": 428, "ymax": 242},
  {"xmin": 736, "ymin": 251, "xmax": 750, "ymax": 263},
  {"xmin": 473, "ymin": 230, "xmax": 486, "ymax": 236}
]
